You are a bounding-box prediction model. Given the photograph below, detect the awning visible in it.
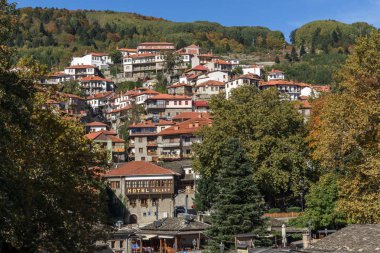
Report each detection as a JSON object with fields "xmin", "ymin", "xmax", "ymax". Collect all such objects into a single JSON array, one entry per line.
[
  {"xmin": 158, "ymin": 235, "xmax": 174, "ymax": 239},
  {"xmin": 142, "ymin": 234, "xmax": 158, "ymax": 240}
]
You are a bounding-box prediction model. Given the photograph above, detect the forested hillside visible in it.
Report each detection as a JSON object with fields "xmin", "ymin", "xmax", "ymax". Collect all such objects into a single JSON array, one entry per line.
[
  {"xmin": 12, "ymin": 7, "xmax": 285, "ymax": 68},
  {"xmin": 290, "ymin": 20, "xmax": 376, "ymax": 52}
]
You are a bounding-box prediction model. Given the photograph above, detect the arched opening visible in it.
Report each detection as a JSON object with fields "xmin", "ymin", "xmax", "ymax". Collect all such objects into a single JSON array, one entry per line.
[{"xmin": 129, "ymin": 214, "xmax": 138, "ymax": 224}]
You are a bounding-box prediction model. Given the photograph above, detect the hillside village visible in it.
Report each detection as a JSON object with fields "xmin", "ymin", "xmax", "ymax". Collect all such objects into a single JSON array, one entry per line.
[
  {"xmin": 38, "ymin": 41, "xmax": 334, "ymax": 252},
  {"xmin": 3, "ymin": 2, "xmax": 380, "ymax": 253}
]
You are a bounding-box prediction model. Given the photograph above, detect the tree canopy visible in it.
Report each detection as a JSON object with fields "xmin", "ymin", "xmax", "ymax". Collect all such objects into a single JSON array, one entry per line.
[
  {"xmin": 193, "ymin": 86, "xmax": 310, "ymax": 209},
  {"xmin": 309, "ymin": 31, "xmax": 380, "ymax": 223}
]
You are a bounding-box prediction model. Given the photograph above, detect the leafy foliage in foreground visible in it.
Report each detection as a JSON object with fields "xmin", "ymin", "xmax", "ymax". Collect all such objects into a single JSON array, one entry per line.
[{"xmin": 0, "ymin": 1, "xmax": 110, "ymax": 252}]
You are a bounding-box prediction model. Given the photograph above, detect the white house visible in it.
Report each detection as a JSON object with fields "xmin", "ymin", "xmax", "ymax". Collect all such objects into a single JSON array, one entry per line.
[
  {"xmin": 205, "ymin": 59, "xmax": 232, "ymax": 72},
  {"xmin": 259, "ymin": 80, "xmax": 308, "ymax": 101},
  {"xmin": 195, "ymin": 80, "xmax": 225, "ymax": 101},
  {"xmin": 117, "ymin": 48, "xmax": 138, "ymax": 57},
  {"xmin": 64, "ymin": 65, "xmax": 101, "ymax": 80},
  {"xmin": 196, "ymin": 71, "xmax": 229, "ymax": 85},
  {"xmin": 85, "ymin": 121, "xmax": 108, "ymax": 133},
  {"xmin": 267, "ymin": 69, "xmax": 285, "ymax": 81},
  {"xmin": 79, "ymin": 76, "xmax": 115, "ymax": 96},
  {"xmin": 145, "ymin": 94, "xmax": 193, "ymax": 118},
  {"xmin": 86, "ymin": 91, "xmax": 114, "ymax": 111},
  {"xmin": 43, "ymin": 72, "xmax": 72, "ymax": 84},
  {"xmin": 242, "ymin": 65, "xmax": 263, "ymax": 77},
  {"xmin": 225, "ymin": 73, "xmax": 261, "ymax": 99},
  {"xmin": 71, "ymin": 53, "xmax": 113, "ymax": 70}
]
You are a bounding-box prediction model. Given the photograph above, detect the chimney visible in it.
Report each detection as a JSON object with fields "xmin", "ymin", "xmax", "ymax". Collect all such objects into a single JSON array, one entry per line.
[
  {"xmin": 189, "ymin": 124, "xmax": 193, "ymax": 128},
  {"xmin": 174, "ymin": 126, "xmax": 179, "ymax": 130},
  {"xmin": 303, "ymin": 232, "xmax": 310, "ymax": 249},
  {"xmin": 208, "ymin": 122, "xmax": 212, "ymax": 127},
  {"xmin": 194, "ymin": 121, "xmax": 199, "ymax": 128}
]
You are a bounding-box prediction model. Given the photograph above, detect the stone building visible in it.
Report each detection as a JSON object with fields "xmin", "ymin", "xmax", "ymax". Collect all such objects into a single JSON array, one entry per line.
[{"xmin": 104, "ymin": 161, "xmax": 180, "ymax": 226}]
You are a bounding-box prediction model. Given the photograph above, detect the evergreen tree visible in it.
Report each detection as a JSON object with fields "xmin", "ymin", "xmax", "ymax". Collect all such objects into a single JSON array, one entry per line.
[
  {"xmin": 299, "ymin": 44, "xmax": 306, "ymax": 57},
  {"xmin": 208, "ymin": 138, "xmax": 264, "ymax": 251},
  {"xmin": 284, "ymin": 52, "xmax": 291, "ymax": 62},
  {"xmin": 291, "ymin": 46, "xmax": 299, "ymax": 61},
  {"xmin": 274, "ymin": 55, "xmax": 280, "ymax": 64}
]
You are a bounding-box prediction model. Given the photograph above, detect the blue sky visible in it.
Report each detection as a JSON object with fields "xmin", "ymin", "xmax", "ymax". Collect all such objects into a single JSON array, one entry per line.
[{"xmin": 15, "ymin": 0, "xmax": 380, "ymax": 40}]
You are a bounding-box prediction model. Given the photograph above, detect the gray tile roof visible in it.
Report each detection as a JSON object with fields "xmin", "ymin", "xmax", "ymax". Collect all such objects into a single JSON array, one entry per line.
[
  {"xmin": 139, "ymin": 217, "xmax": 209, "ymax": 235},
  {"xmin": 309, "ymin": 224, "xmax": 380, "ymax": 253}
]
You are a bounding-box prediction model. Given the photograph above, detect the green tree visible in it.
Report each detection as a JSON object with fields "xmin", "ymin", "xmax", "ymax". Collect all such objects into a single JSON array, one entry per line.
[
  {"xmin": 231, "ymin": 66, "xmax": 243, "ymax": 76},
  {"xmin": 0, "ymin": 2, "xmax": 110, "ymax": 252},
  {"xmin": 290, "ymin": 173, "xmax": 346, "ymax": 230},
  {"xmin": 310, "ymin": 31, "xmax": 380, "ymax": 223},
  {"xmin": 109, "ymin": 49, "xmax": 122, "ymax": 64},
  {"xmin": 60, "ymin": 79, "xmax": 85, "ymax": 96},
  {"xmin": 299, "ymin": 44, "xmax": 306, "ymax": 57},
  {"xmin": 274, "ymin": 55, "xmax": 280, "ymax": 64},
  {"xmin": 194, "ymin": 86, "xmax": 309, "ymax": 208},
  {"xmin": 291, "ymin": 46, "xmax": 299, "ymax": 61},
  {"xmin": 207, "ymin": 138, "xmax": 264, "ymax": 251}
]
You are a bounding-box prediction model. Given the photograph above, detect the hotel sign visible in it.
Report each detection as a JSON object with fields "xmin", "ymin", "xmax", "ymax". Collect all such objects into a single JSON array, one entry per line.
[{"xmin": 126, "ymin": 187, "xmax": 173, "ymax": 195}]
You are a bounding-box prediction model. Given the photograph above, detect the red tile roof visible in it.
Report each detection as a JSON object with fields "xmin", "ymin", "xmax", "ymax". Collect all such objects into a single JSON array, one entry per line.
[
  {"xmin": 194, "ymin": 101, "xmax": 209, "ymax": 107},
  {"xmin": 65, "ymin": 65, "xmax": 96, "ymax": 69},
  {"xmin": 108, "ymin": 135, "xmax": 125, "ymax": 143},
  {"xmin": 139, "ymin": 42, "xmax": 174, "ymax": 46},
  {"xmin": 86, "ymin": 121, "xmax": 107, "ymax": 127},
  {"xmin": 159, "ymin": 117, "xmax": 212, "ymax": 136},
  {"xmin": 237, "ymin": 73, "xmax": 261, "ymax": 80},
  {"xmin": 86, "ymin": 91, "xmax": 114, "ymax": 100},
  {"xmin": 186, "ymin": 44, "xmax": 200, "ymax": 48},
  {"xmin": 214, "ymin": 59, "xmax": 231, "ymax": 65},
  {"xmin": 269, "ymin": 69, "xmax": 283, "ymax": 74},
  {"xmin": 104, "ymin": 161, "xmax": 179, "ymax": 177},
  {"xmin": 85, "ymin": 131, "xmax": 103, "ymax": 140},
  {"xmin": 80, "ymin": 76, "xmax": 114, "ymax": 82},
  {"xmin": 196, "ymin": 80, "xmax": 224, "ymax": 87},
  {"xmin": 126, "ymin": 53, "xmax": 157, "ymax": 59},
  {"xmin": 192, "ymin": 65, "xmax": 208, "ymax": 72},
  {"xmin": 90, "ymin": 52, "xmax": 108, "ymax": 57},
  {"xmin": 130, "ymin": 119, "xmax": 174, "ymax": 129},
  {"xmin": 118, "ymin": 48, "xmax": 138, "ymax": 52},
  {"xmin": 172, "ymin": 112, "xmax": 209, "ymax": 120},
  {"xmin": 168, "ymin": 82, "xmax": 192, "ymax": 88},
  {"xmin": 108, "ymin": 105, "xmax": 132, "ymax": 114},
  {"xmin": 147, "ymin": 94, "xmax": 191, "ymax": 101}
]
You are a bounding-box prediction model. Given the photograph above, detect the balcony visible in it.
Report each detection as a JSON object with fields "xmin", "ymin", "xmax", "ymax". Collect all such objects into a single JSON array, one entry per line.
[
  {"xmin": 158, "ymin": 142, "xmax": 181, "ymax": 148},
  {"xmin": 159, "ymin": 154, "xmax": 181, "ymax": 160},
  {"xmin": 182, "ymin": 142, "xmax": 192, "ymax": 147},
  {"xmin": 113, "ymin": 148, "xmax": 125, "ymax": 153},
  {"xmin": 146, "ymin": 103, "xmax": 166, "ymax": 109},
  {"xmin": 147, "ymin": 141, "xmax": 158, "ymax": 146}
]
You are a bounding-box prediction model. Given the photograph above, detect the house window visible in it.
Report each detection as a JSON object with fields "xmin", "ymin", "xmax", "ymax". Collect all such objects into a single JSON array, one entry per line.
[
  {"xmin": 110, "ymin": 181, "xmax": 120, "ymax": 189},
  {"xmin": 152, "ymin": 198, "xmax": 158, "ymax": 206},
  {"xmin": 120, "ymin": 241, "xmax": 124, "ymax": 248},
  {"xmin": 166, "ymin": 101, "xmax": 169, "ymax": 105},
  {"xmin": 211, "ymin": 87, "xmax": 214, "ymax": 91},
  {"xmin": 138, "ymin": 137, "xmax": 143, "ymax": 142},
  {"xmin": 111, "ymin": 241, "xmax": 115, "ymax": 249},
  {"xmin": 185, "ymin": 101, "xmax": 188, "ymax": 105},
  {"xmin": 174, "ymin": 101, "xmax": 177, "ymax": 105},
  {"xmin": 140, "ymin": 198, "xmax": 148, "ymax": 207},
  {"xmin": 141, "ymin": 157, "xmax": 145, "ymax": 161},
  {"xmin": 179, "ymin": 101, "xmax": 182, "ymax": 105},
  {"xmin": 129, "ymin": 199, "xmax": 137, "ymax": 208},
  {"xmin": 139, "ymin": 148, "xmax": 143, "ymax": 154}
]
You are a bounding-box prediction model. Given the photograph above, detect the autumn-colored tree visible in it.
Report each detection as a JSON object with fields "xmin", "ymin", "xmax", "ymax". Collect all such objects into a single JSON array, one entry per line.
[{"xmin": 310, "ymin": 31, "xmax": 380, "ymax": 223}]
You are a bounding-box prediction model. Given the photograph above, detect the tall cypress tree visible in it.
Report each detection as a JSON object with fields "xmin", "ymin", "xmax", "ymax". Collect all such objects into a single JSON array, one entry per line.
[
  {"xmin": 291, "ymin": 46, "xmax": 299, "ymax": 61},
  {"xmin": 208, "ymin": 138, "xmax": 264, "ymax": 250}
]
